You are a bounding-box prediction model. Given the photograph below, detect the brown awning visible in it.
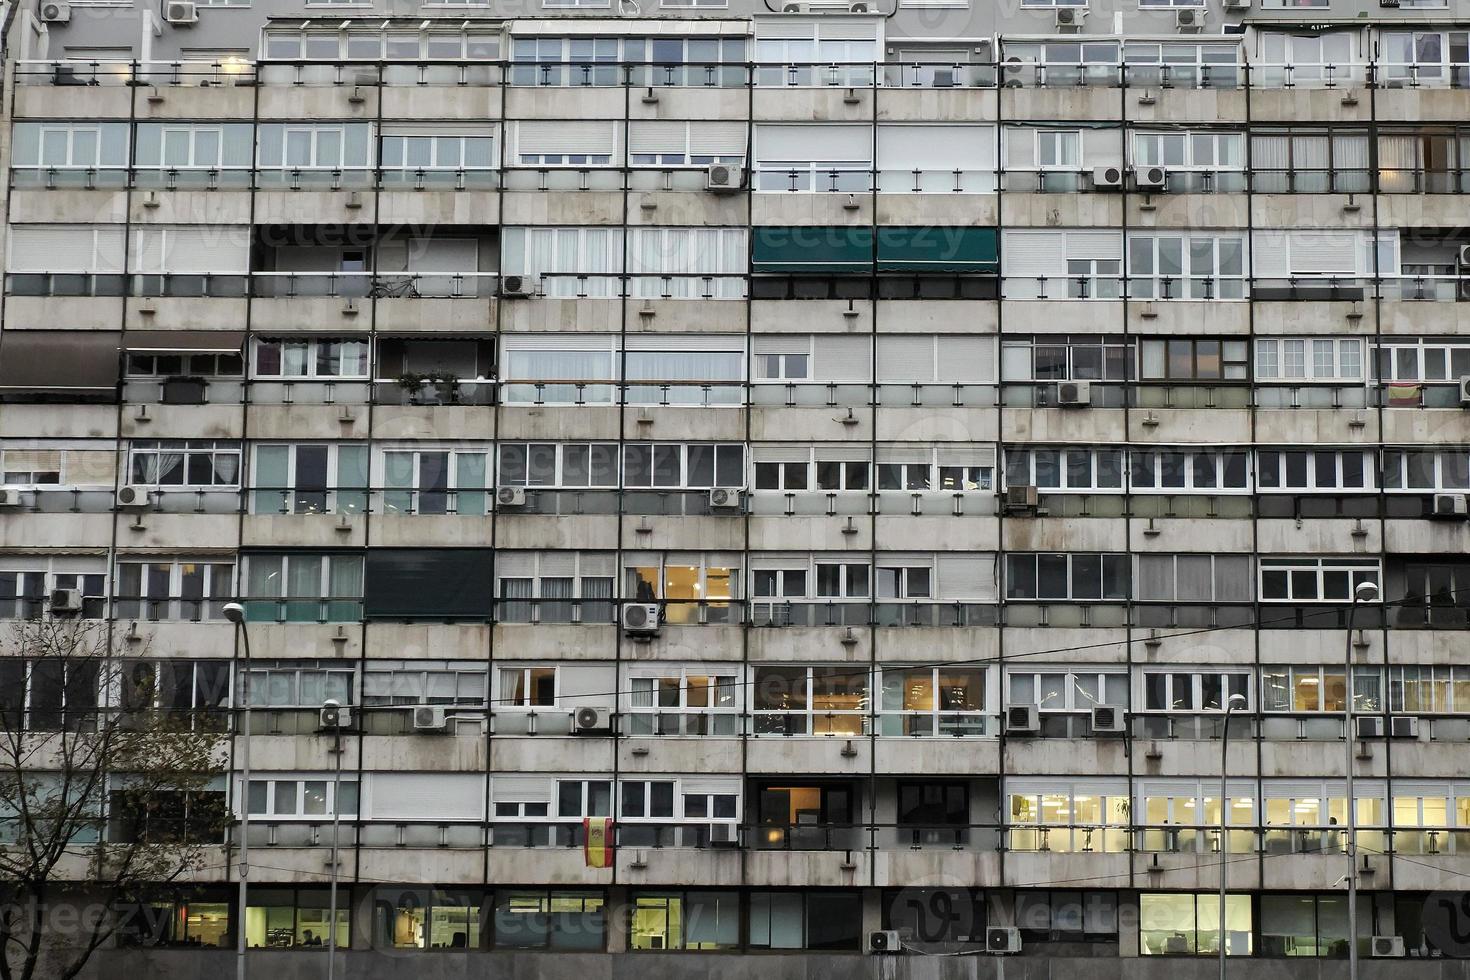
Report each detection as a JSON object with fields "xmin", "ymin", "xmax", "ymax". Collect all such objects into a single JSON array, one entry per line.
[
  {"xmin": 123, "ymin": 330, "xmax": 245, "ymax": 353},
  {"xmin": 0, "ymin": 331, "xmax": 121, "ymax": 392}
]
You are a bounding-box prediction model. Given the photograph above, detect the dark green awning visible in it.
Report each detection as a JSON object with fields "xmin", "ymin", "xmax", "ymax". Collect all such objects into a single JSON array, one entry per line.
[
  {"xmin": 752, "ymin": 226, "xmax": 873, "ymax": 274},
  {"xmin": 877, "ymin": 227, "xmax": 998, "ymax": 273},
  {"xmin": 753, "ymin": 226, "xmax": 998, "ymax": 274}
]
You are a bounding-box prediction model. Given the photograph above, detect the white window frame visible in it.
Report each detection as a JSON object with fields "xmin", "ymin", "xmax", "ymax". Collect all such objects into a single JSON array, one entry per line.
[
  {"xmin": 1004, "ymin": 553, "xmax": 1131, "ymax": 602},
  {"xmin": 1140, "ymin": 669, "xmax": 1252, "ymax": 713},
  {"xmin": 1376, "ymin": 338, "xmax": 1470, "ymax": 384},
  {"xmin": 246, "ymin": 777, "xmax": 359, "ymax": 819},
  {"xmin": 497, "ymin": 443, "xmax": 620, "ymax": 489},
  {"xmin": 127, "ymin": 440, "xmax": 241, "ymax": 489},
  {"xmin": 1004, "ymin": 447, "xmax": 1126, "ymax": 492},
  {"xmin": 1128, "ymin": 448, "xmax": 1251, "ymax": 493},
  {"xmin": 622, "ymin": 443, "xmax": 746, "ymax": 490},
  {"xmin": 1257, "ymin": 448, "xmax": 1375, "ymax": 493},
  {"xmin": 624, "ymin": 669, "xmax": 742, "ymax": 735},
  {"xmin": 1256, "ymin": 338, "xmax": 1365, "ymax": 383},
  {"xmin": 1261, "ymin": 665, "xmax": 1382, "ymax": 713},
  {"xmin": 242, "ymin": 661, "xmax": 354, "ymax": 709},
  {"xmin": 1006, "ymin": 669, "xmax": 1128, "ymax": 711},
  {"xmin": 1257, "ymin": 558, "xmax": 1382, "ymax": 603},
  {"xmin": 496, "ymin": 666, "xmax": 559, "ymax": 709},
  {"xmin": 361, "ymin": 660, "xmax": 488, "ymax": 707},
  {"xmin": 251, "ymin": 337, "xmax": 370, "ymax": 380}
]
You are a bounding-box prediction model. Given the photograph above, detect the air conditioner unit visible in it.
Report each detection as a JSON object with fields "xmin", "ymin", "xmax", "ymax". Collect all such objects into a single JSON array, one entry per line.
[
  {"xmin": 412, "ymin": 704, "xmax": 448, "ymax": 732},
  {"xmin": 499, "ymin": 275, "xmax": 534, "ymax": 299},
  {"xmin": 621, "ymin": 602, "xmax": 660, "ymax": 636},
  {"xmin": 1004, "ymin": 485, "xmax": 1039, "ymax": 513},
  {"xmin": 164, "ymin": 0, "xmax": 198, "ymax": 23},
  {"xmin": 39, "ymin": 0, "xmax": 69, "ymax": 22},
  {"xmin": 1091, "ymin": 705, "xmax": 1126, "ymax": 734},
  {"xmin": 1058, "ymin": 380, "xmax": 1091, "ymax": 407},
  {"xmin": 1175, "ymin": 8, "xmax": 1203, "ymax": 29},
  {"xmin": 1459, "ymin": 376, "xmax": 1470, "ymax": 406},
  {"xmin": 708, "ymin": 823, "xmax": 739, "ymax": 847},
  {"xmin": 497, "ymin": 487, "xmax": 526, "ymax": 509},
  {"xmin": 572, "ymin": 705, "xmax": 612, "ymax": 735},
  {"xmin": 318, "ymin": 703, "xmax": 352, "ymax": 730},
  {"xmin": 849, "ymin": 1, "xmax": 872, "ymax": 11},
  {"xmin": 987, "ymin": 927, "xmax": 1022, "ymax": 955},
  {"xmin": 49, "ymin": 588, "xmax": 82, "ymax": 615},
  {"xmin": 781, "ymin": 1, "xmax": 807, "ymax": 10},
  {"xmin": 706, "ymin": 164, "xmax": 743, "ymax": 193},
  {"xmin": 1224, "ymin": 0, "xmax": 1249, "ymax": 8},
  {"xmin": 1372, "ymin": 936, "xmax": 1406, "ymax": 958},
  {"xmin": 1390, "ymin": 716, "xmax": 1419, "ymax": 739},
  {"xmin": 708, "ymin": 487, "xmax": 743, "ymax": 511},
  {"xmin": 931, "ymin": 66, "xmax": 957, "ymax": 87},
  {"xmin": 868, "ymin": 930, "xmax": 903, "ymax": 954},
  {"xmin": 1001, "ymin": 55, "xmax": 1036, "ymax": 88},
  {"xmin": 1457, "ymin": 245, "xmax": 1470, "ymax": 268},
  {"xmin": 116, "ymin": 485, "xmax": 151, "ymax": 510},
  {"xmin": 0, "ymin": 488, "xmax": 24, "ymax": 508},
  {"xmin": 1055, "ymin": 7, "xmax": 1085, "ymax": 29},
  {"xmin": 1092, "ymin": 166, "xmax": 1124, "ymax": 190},
  {"xmin": 1136, "ymin": 166, "xmax": 1168, "ymax": 191},
  {"xmin": 1005, "ymin": 704, "xmax": 1040, "ymax": 735},
  {"xmin": 1432, "ymin": 493, "xmax": 1469, "ymax": 518},
  {"xmin": 1354, "ymin": 715, "xmax": 1385, "ymax": 739}
]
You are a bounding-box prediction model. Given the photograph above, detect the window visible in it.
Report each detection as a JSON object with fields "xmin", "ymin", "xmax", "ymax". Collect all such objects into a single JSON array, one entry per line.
[
  {"xmin": 1138, "ymin": 339, "xmax": 1249, "ymax": 382},
  {"xmin": 1142, "ymin": 670, "xmax": 1250, "ymax": 712},
  {"xmin": 625, "ymin": 670, "xmax": 739, "ymax": 735},
  {"xmin": 630, "ymin": 892, "xmax": 739, "ymax": 951},
  {"xmin": 877, "ymin": 460, "xmax": 932, "ymax": 491},
  {"xmin": 897, "ymin": 782, "xmax": 968, "ymax": 828},
  {"xmin": 1390, "ymin": 666, "xmax": 1470, "ymax": 714},
  {"xmin": 1255, "ymin": 338, "xmax": 1364, "ymax": 383},
  {"xmin": 121, "ymin": 660, "xmax": 232, "ymax": 725},
  {"xmin": 1015, "ymin": 891, "xmax": 1119, "ymax": 942},
  {"xmin": 1261, "ymin": 666, "xmax": 1382, "ymax": 712},
  {"xmin": 373, "ymin": 887, "xmax": 483, "ymax": 951},
  {"xmin": 1377, "ymin": 339, "xmax": 1470, "ymax": 385},
  {"xmin": 1005, "ymin": 448, "xmax": 1125, "ymax": 492},
  {"xmin": 1005, "ymin": 554, "xmax": 1130, "ymax": 601},
  {"xmin": 1383, "ymin": 450, "xmax": 1470, "ymax": 492},
  {"xmin": 747, "ymin": 891, "xmax": 861, "ymax": 950},
  {"xmin": 754, "ymin": 458, "xmax": 809, "ymax": 491},
  {"xmin": 0, "ymin": 447, "xmax": 114, "ymax": 488},
  {"xmin": 242, "ymin": 553, "xmax": 364, "ymax": 623},
  {"xmin": 1129, "ymin": 450, "xmax": 1250, "ymax": 493},
  {"xmin": 1007, "ymin": 670, "xmax": 1127, "ymax": 711},
  {"xmin": 379, "ymin": 132, "xmax": 495, "ymax": 180},
  {"xmin": 107, "ymin": 783, "xmax": 227, "ymax": 845},
  {"xmin": 754, "ymin": 352, "xmax": 810, "ymax": 381},
  {"xmin": 0, "ymin": 659, "xmax": 98, "ymax": 731},
  {"xmin": 256, "ymin": 125, "xmax": 372, "ymax": 171},
  {"xmin": 816, "ymin": 562, "xmax": 870, "ymax": 598},
  {"xmin": 1259, "ymin": 450, "xmax": 1373, "ymax": 492},
  {"xmin": 623, "ymin": 444, "xmax": 745, "ymax": 489},
  {"xmin": 114, "ymin": 560, "xmax": 234, "ymax": 622},
  {"xmin": 876, "ymin": 564, "xmax": 932, "ymax": 601},
  {"xmin": 1132, "ymin": 131, "xmax": 1244, "ymax": 170},
  {"xmin": 1128, "ymin": 235, "xmax": 1246, "ymax": 300},
  {"xmin": 128, "ymin": 440, "xmax": 240, "ymax": 488},
  {"xmin": 134, "ymin": 123, "xmax": 253, "ymax": 174},
  {"xmin": 1001, "ymin": 335, "xmax": 1133, "ymax": 383},
  {"xmin": 623, "ymin": 555, "xmax": 739, "ymax": 624},
  {"xmin": 11, "ymin": 123, "xmax": 130, "ymax": 174},
  {"xmin": 1258, "ymin": 558, "xmax": 1381, "ymax": 603},
  {"xmin": 491, "ymin": 892, "xmax": 605, "ymax": 950},
  {"xmin": 879, "ymin": 667, "xmax": 985, "ymax": 736},
  {"xmin": 752, "ymin": 666, "xmax": 868, "ymax": 736},
  {"xmin": 556, "ymin": 780, "xmax": 613, "ymax": 818},
  {"xmin": 252, "ymin": 338, "xmax": 369, "ymax": 380},
  {"xmin": 126, "ymin": 350, "xmax": 243, "ymax": 380},
  {"xmin": 1260, "ymin": 894, "xmax": 1372, "ymax": 958},
  {"xmin": 497, "ymin": 443, "xmax": 618, "ymax": 489},
  {"xmin": 0, "ymin": 562, "xmax": 105, "ymax": 620},
  {"xmin": 380, "ymin": 447, "xmax": 489, "ymax": 516},
  {"xmin": 251, "ymin": 444, "xmax": 369, "ymax": 516},
  {"xmin": 1140, "ymin": 894, "xmax": 1252, "ymax": 956},
  {"xmin": 1000, "ymin": 231, "xmax": 1124, "ymax": 299},
  {"xmin": 362, "ymin": 661, "xmax": 486, "ymax": 707},
  {"xmin": 495, "ymin": 552, "xmax": 615, "ymax": 625},
  {"xmin": 1008, "ymin": 780, "xmax": 1131, "ymax": 853},
  {"xmin": 117, "ymin": 888, "xmax": 231, "ymax": 949},
  {"xmin": 244, "ymin": 887, "xmax": 350, "ymax": 950},
  {"xmin": 242, "ymin": 661, "xmax": 353, "ymax": 709},
  {"xmin": 246, "ymin": 778, "xmax": 359, "ymax": 818},
  {"xmin": 497, "ymin": 667, "xmax": 557, "ymax": 708},
  {"xmin": 1134, "ymin": 555, "xmax": 1254, "ymax": 603},
  {"xmin": 883, "ymin": 889, "xmax": 986, "ymax": 944}
]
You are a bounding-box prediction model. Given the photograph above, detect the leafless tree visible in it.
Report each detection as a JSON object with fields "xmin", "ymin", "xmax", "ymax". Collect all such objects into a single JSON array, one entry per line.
[{"xmin": 0, "ymin": 618, "xmax": 229, "ymax": 980}]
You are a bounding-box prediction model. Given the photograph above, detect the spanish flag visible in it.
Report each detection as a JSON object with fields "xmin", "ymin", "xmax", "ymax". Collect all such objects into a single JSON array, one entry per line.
[{"xmin": 584, "ymin": 817, "xmax": 614, "ymax": 869}]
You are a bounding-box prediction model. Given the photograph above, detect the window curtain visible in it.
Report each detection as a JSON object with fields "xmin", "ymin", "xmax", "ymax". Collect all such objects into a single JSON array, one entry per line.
[
  {"xmin": 1250, "ymin": 136, "xmax": 1289, "ymax": 192},
  {"xmin": 327, "ymin": 557, "xmax": 364, "ymax": 622},
  {"xmin": 253, "ymin": 446, "xmax": 289, "ymax": 514},
  {"xmin": 455, "ymin": 454, "xmax": 487, "ymax": 516},
  {"xmin": 499, "ymin": 577, "xmax": 533, "ymax": 623},
  {"xmin": 580, "ymin": 576, "xmax": 614, "ymax": 623}
]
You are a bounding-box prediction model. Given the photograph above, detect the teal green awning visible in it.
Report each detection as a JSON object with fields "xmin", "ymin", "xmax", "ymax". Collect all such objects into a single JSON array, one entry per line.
[{"xmin": 753, "ymin": 226, "xmax": 998, "ymax": 275}]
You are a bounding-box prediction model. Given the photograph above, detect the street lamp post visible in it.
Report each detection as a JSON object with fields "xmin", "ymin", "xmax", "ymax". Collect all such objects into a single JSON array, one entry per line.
[
  {"xmin": 321, "ymin": 699, "xmax": 345, "ymax": 980},
  {"xmin": 222, "ymin": 602, "xmax": 251, "ymax": 980},
  {"xmin": 1219, "ymin": 692, "xmax": 1247, "ymax": 980},
  {"xmin": 1345, "ymin": 579, "xmax": 1380, "ymax": 980}
]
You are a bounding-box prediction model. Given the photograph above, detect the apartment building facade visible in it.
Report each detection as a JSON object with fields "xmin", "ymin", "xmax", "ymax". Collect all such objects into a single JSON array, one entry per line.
[{"xmin": 4, "ymin": 0, "xmax": 1470, "ymax": 973}]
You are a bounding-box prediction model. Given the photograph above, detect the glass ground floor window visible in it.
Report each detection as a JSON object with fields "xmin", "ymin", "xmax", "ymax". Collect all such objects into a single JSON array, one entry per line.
[
  {"xmin": 245, "ymin": 887, "xmax": 349, "ymax": 949},
  {"xmin": 1140, "ymin": 893, "xmax": 1252, "ymax": 956},
  {"xmin": 629, "ymin": 891, "xmax": 740, "ymax": 950},
  {"xmin": 116, "ymin": 887, "xmax": 231, "ymax": 949}
]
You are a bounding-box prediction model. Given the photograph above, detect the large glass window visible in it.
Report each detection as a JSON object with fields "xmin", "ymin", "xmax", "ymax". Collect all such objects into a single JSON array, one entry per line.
[
  {"xmin": 491, "ymin": 891, "xmax": 605, "ymax": 950},
  {"xmin": 1257, "ymin": 558, "xmax": 1380, "ymax": 603},
  {"xmin": 878, "ymin": 667, "xmax": 985, "ymax": 736},
  {"xmin": 747, "ymin": 891, "xmax": 862, "ymax": 950},
  {"xmin": 629, "ymin": 891, "xmax": 739, "ymax": 950},
  {"xmin": 752, "ymin": 666, "xmax": 868, "ymax": 736},
  {"xmin": 1139, "ymin": 893, "xmax": 1252, "ymax": 956},
  {"xmin": 374, "ymin": 887, "xmax": 483, "ymax": 951},
  {"xmin": 1005, "ymin": 554, "xmax": 1130, "ymax": 601},
  {"xmin": 883, "ymin": 889, "xmax": 986, "ymax": 945},
  {"xmin": 244, "ymin": 887, "xmax": 351, "ymax": 949}
]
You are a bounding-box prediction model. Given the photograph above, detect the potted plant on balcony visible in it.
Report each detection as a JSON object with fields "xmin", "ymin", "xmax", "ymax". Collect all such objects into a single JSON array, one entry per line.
[
  {"xmin": 430, "ymin": 370, "xmax": 461, "ymax": 404},
  {"xmin": 396, "ymin": 371, "xmax": 426, "ymax": 404}
]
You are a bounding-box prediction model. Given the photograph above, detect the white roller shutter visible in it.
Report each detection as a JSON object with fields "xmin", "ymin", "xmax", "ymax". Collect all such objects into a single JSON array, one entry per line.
[
  {"xmin": 680, "ymin": 777, "xmax": 740, "ymax": 796},
  {"xmin": 750, "ymin": 553, "xmax": 809, "ymax": 569},
  {"xmin": 367, "ymin": 773, "xmax": 485, "ymax": 820},
  {"xmin": 132, "ymin": 227, "xmax": 250, "ymax": 273},
  {"xmin": 690, "ymin": 122, "xmax": 747, "ymax": 159},
  {"xmin": 753, "ymin": 335, "xmax": 811, "ymax": 355},
  {"xmin": 624, "ymin": 334, "xmax": 743, "ymax": 352},
  {"xmin": 495, "ymin": 553, "xmax": 536, "ymax": 578},
  {"xmin": 501, "ymin": 334, "xmax": 615, "ymax": 351},
  {"xmin": 515, "ymin": 120, "xmax": 618, "ymax": 157},
  {"xmin": 380, "ymin": 122, "xmax": 496, "ymax": 138},
  {"xmin": 538, "ymin": 552, "xmax": 577, "ymax": 577},
  {"xmin": 1288, "ymin": 230, "xmax": 1356, "ymax": 274},
  {"xmin": 935, "ymin": 336, "xmax": 995, "ymax": 384},
  {"xmin": 753, "ymin": 446, "xmax": 812, "ymax": 463},
  {"xmin": 628, "ymin": 121, "xmax": 686, "ymax": 157},
  {"xmin": 875, "ymin": 446, "xmax": 927, "ymax": 463},
  {"xmin": 814, "ymin": 443, "xmax": 871, "ymax": 462},
  {"xmin": 1002, "ymin": 230, "xmax": 1066, "ymax": 277},
  {"xmin": 1251, "ymin": 230, "xmax": 1291, "ymax": 279},
  {"xmin": 876, "ymin": 336, "xmax": 936, "ymax": 383},
  {"xmin": 936, "ymin": 555, "xmax": 996, "ymax": 601},
  {"xmin": 579, "ymin": 553, "xmax": 616, "ymax": 577},
  {"xmin": 813, "ymin": 335, "xmax": 871, "ymax": 382},
  {"xmin": 491, "ymin": 775, "xmax": 552, "ymax": 804},
  {"xmin": 755, "ymin": 124, "xmax": 871, "ymax": 163},
  {"xmin": 936, "ymin": 446, "xmax": 996, "ymax": 468},
  {"xmin": 8, "ymin": 226, "xmax": 124, "ymax": 273},
  {"xmin": 877, "ymin": 124, "xmax": 994, "ymax": 172},
  {"xmin": 1065, "ymin": 231, "xmax": 1122, "ymax": 261}
]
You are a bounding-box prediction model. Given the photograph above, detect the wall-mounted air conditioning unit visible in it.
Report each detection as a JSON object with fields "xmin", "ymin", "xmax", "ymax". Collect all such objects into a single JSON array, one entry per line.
[
  {"xmin": 1091, "ymin": 705, "xmax": 1126, "ymax": 734},
  {"xmin": 497, "ymin": 487, "xmax": 527, "ymax": 509},
  {"xmin": 1354, "ymin": 716, "xmax": 1385, "ymax": 739},
  {"xmin": 1135, "ymin": 166, "xmax": 1168, "ymax": 191},
  {"xmin": 868, "ymin": 930, "xmax": 903, "ymax": 954},
  {"xmin": 781, "ymin": 1, "xmax": 808, "ymax": 10},
  {"xmin": 413, "ymin": 704, "xmax": 448, "ymax": 732},
  {"xmin": 0, "ymin": 488, "xmax": 24, "ymax": 508},
  {"xmin": 318, "ymin": 703, "xmax": 352, "ymax": 730},
  {"xmin": 499, "ymin": 275, "xmax": 534, "ymax": 299},
  {"xmin": 1004, "ymin": 485, "xmax": 1039, "ymax": 513},
  {"xmin": 1175, "ymin": 8, "xmax": 1203, "ymax": 30},
  {"xmin": 1055, "ymin": 7, "xmax": 1085, "ymax": 29},
  {"xmin": 572, "ymin": 705, "xmax": 612, "ymax": 735},
  {"xmin": 164, "ymin": 1, "xmax": 198, "ymax": 24},
  {"xmin": 987, "ymin": 927, "xmax": 1022, "ymax": 955},
  {"xmin": 1058, "ymin": 380, "xmax": 1091, "ymax": 407},
  {"xmin": 1457, "ymin": 245, "xmax": 1470, "ymax": 268},
  {"xmin": 706, "ymin": 164, "xmax": 743, "ymax": 193},
  {"xmin": 621, "ymin": 602, "xmax": 660, "ymax": 636},
  {"xmin": 1458, "ymin": 376, "xmax": 1470, "ymax": 405},
  {"xmin": 1001, "ymin": 56, "xmax": 1037, "ymax": 88},
  {"xmin": 1372, "ymin": 936, "xmax": 1405, "ymax": 958},
  {"xmin": 1004, "ymin": 704, "xmax": 1039, "ymax": 735},
  {"xmin": 1389, "ymin": 716, "xmax": 1419, "ymax": 739},
  {"xmin": 708, "ymin": 487, "xmax": 743, "ymax": 511},
  {"xmin": 1223, "ymin": 0, "xmax": 1249, "ymax": 9},
  {"xmin": 116, "ymin": 485, "xmax": 151, "ymax": 510},
  {"xmin": 49, "ymin": 589, "xmax": 82, "ymax": 615},
  {"xmin": 39, "ymin": 1, "xmax": 70, "ymax": 23},
  {"xmin": 1092, "ymin": 166, "xmax": 1124, "ymax": 190},
  {"xmin": 1432, "ymin": 493, "xmax": 1469, "ymax": 518}
]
